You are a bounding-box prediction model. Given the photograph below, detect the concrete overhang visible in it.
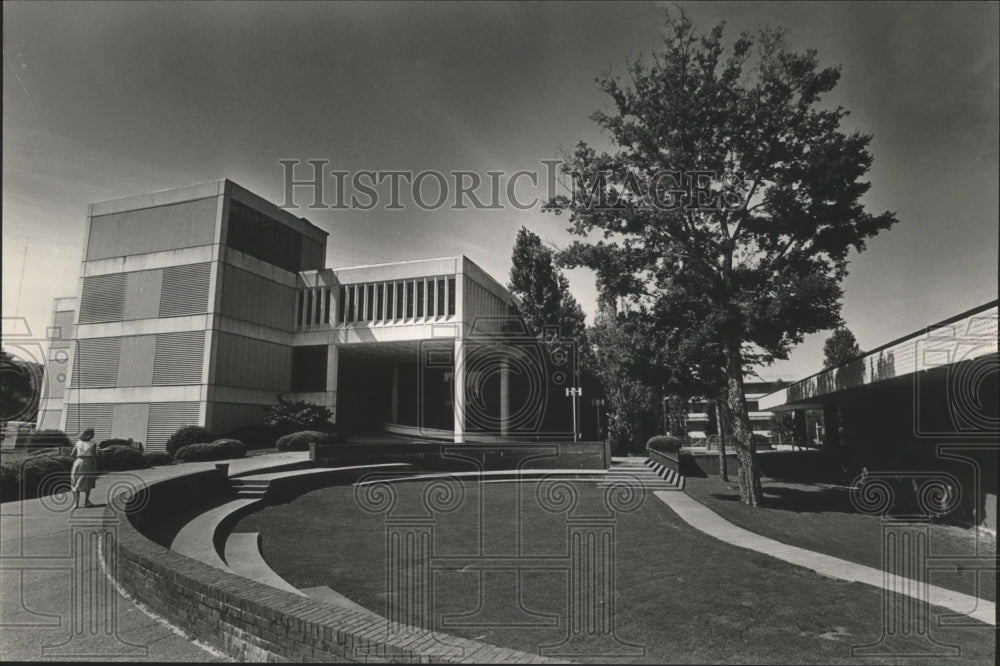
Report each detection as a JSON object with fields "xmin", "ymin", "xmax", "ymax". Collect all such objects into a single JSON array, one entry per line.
[{"xmin": 759, "ymin": 300, "xmax": 998, "ymax": 412}]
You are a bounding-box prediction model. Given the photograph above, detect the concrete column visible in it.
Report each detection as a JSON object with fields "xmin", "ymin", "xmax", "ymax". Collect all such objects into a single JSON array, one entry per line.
[
  {"xmin": 453, "ymin": 338, "xmax": 465, "ymax": 443},
  {"xmin": 793, "ymin": 409, "xmax": 808, "ymax": 448},
  {"xmin": 822, "ymin": 402, "xmax": 841, "ymax": 448},
  {"xmin": 391, "ymin": 361, "xmax": 399, "ymax": 424},
  {"xmin": 500, "ymin": 354, "xmax": 509, "ymax": 437},
  {"xmin": 326, "ymin": 344, "xmax": 339, "ymax": 423}
]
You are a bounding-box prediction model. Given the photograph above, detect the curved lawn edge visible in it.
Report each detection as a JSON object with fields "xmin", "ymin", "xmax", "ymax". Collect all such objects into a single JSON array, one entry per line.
[
  {"xmin": 101, "ymin": 460, "xmax": 567, "ymax": 663},
  {"xmin": 683, "ymin": 475, "xmax": 997, "ymax": 603},
  {"xmin": 657, "ymin": 489, "xmax": 996, "ymax": 626}
]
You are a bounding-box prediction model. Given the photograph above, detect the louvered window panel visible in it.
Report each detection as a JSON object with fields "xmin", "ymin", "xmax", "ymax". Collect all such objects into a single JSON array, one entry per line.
[
  {"xmin": 146, "ymin": 402, "xmax": 200, "ymax": 451},
  {"xmin": 152, "ymin": 331, "xmax": 205, "ymax": 385},
  {"xmin": 70, "ymin": 337, "xmax": 121, "ymax": 387},
  {"xmin": 64, "ymin": 403, "xmax": 114, "ymax": 442},
  {"xmin": 79, "ymin": 273, "xmax": 126, "ymax": 323},
  {"xmin": 159, "ymin": 263, "xmax": 211, "ymax": 317}
]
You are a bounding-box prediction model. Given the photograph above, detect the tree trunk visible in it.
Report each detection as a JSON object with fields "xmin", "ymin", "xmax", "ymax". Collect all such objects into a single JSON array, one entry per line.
[
  {"xmin": 715, "ymin": 396, "xmax": 729, "ymax": 482},
  {"xmin": 724, "ymin": 337, "xmax": 763, "ymax": 506}
]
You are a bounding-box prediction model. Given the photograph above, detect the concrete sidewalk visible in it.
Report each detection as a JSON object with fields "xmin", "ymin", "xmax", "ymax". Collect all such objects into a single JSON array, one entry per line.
[
  {"xmin": 653, "ymin": 490, "xmax": 996, "ymax": 626},
  {"xmin": 0, "ymin": 451, "xmax": 308, "ymax": 662}
]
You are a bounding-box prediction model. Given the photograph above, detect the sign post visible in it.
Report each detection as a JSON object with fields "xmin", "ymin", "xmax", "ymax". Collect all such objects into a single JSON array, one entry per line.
[{"xmin": 566, "ymin": 387, "xmax": 582, "ymax": 441}]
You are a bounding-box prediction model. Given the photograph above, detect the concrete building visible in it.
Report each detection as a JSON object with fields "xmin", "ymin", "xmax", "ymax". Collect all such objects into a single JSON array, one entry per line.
[
  {"xmin": 36, "ymin": 180, "xmax": 532, "ymax": 450},
  {"xmin": 759, "ymin": 301, "xmax": 998, "ymax": 528},
  {"xmin": 684, "ymin": 381, "xmax": 780, "ymax": 443}
]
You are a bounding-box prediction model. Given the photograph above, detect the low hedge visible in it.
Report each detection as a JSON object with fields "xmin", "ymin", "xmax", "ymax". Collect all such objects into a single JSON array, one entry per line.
[
  {"xmin": 29, "ymin": 446, "xmax": 73, "ymax": 457},
  {"xmin": 647, "ymin": 435, "xmax": 685, "ymax": 454},
  {"xmin": 174, "ymin": 439, "xmax": 246, "ymax": 462},
  {"xmin": 0, "ymin": 464, "xmax": 18, "ymax": 501},
  {"xmin": 275, "ymin": 430, "xmax": 345, "ymax": 451},
  {"xmin": 27, "ymin": 429, "xmax": 71, "ymax": 448},
  {"xmin": 224, "ymin": 424, "xmax": 279, "ymax": 450},
  {"xmin": 0, "ymin": 454, "xmax": 74, "ymax": 502},
  {"xmin": 99, "ymin": 438, "xmax": 141, "ymax": 450},
  {"xmin": 142, "ymin": 452, "xmax": 174, "ymax": 467},
  {"xmin": 165, "ymin": 426, "xmax": 215, "ymax": 457},
  {"xmin": 97, "ymin": 445, "xmax": 148, "ymax": 472}
]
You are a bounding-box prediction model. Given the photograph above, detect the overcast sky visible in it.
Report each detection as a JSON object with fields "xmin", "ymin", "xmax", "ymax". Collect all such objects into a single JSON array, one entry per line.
[{"xmin": 3, "ymin": 1, "xmax": 998, "ymax": 380}]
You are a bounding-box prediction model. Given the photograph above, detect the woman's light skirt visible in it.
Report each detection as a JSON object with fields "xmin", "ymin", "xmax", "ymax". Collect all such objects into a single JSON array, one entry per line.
[{"xmin": 70, "ymin": 457, "xmax": 97, "ymax": 492}]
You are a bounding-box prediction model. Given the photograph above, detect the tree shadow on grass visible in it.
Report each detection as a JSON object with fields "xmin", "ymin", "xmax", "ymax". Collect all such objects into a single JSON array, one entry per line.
[{"xmin": 703, "ymin": 483, "xmax": 855, "ymax": 515}]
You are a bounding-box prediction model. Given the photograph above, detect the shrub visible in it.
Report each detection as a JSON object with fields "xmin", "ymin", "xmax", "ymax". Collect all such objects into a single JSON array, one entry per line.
[
  {"xmin": 174, "ymin": 439, "xmax": 246, "ymax": 462},
  {"xmin": 0, "ymin": 464, "xmax": 20, "ymax": 502},
  {"xmin": 99, "ymin": 438, "xmax": 139, "ymax": 450},
  {"xmin": 647, "ymin": 435, "xmax": 684, "ymax": 454},
  {"xmin": 264, "ymin": 398, "xmax": 333, "ymax": 434},
  {"xmin": 27, "ymin": 429, "xmax": 71, "ymax": 448},
  {"xmin": 165, "ymin": 425, "xmax": 215, "ymax": 457},
  {"xmin": 315, "ymin": 420, "xmax": 349, "ymax": 436},
  {"xmin": 275, "ymin": 430, "xmax": 344, "ymax": 451},
  {"xmin": 225, "ymin": 424, "xmax": 278, "ymax": 450},
  {"xmin": 2, "ymin": 455, "xmax": 74, "ymax": 501},
  {"xmin": 142, "ymin": 452, "xmax": 174, "ymax": 467},
  {"xmin": 96, "ymin": 445, "xmax": 148, "ymax": 472},
  {"xmin": 213, "ymin": 438, "xmax": 246, "ymax": 457},
  {"xmin": 29, "ymin": 446, "xmax": 74, "ymax": 457}
]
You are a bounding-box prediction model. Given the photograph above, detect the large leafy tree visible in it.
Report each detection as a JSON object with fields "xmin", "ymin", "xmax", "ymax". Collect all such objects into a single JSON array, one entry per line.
[
  {"xmin": 0, "ymin": 349, "xmax": 42, "ymax": 424},
  {"xmin": 547, "ymin": 12, "xmax": 897, "ymax": 505},
  {"xmin": 588, "ymin": 304, "xmax": 660, "ymax": 453},
  {"xmin": 823, "ymin": 327, "xmax": 862, "ymax": 368}
]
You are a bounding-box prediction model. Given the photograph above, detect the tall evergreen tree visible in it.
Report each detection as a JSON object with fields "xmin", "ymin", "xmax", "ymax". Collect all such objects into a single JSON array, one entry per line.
[
  {"xmin": 823, "ymin": 327, "xmax": 862, "ymax": 368},
  {"xmin": 508, "ymin": 226, "xmax": 586, "ymax": 340},
  {"xmin": 508, "ymin": 226, "xmax": 592, "ymax": 437}
]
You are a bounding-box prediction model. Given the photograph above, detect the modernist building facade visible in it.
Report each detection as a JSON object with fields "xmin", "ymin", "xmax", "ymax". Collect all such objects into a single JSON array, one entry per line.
[
  {"xmin": 759, "ymin": 301, "xmax": 998, "ymax": 528},
  {"xmin": 37, "ymin": 180, "xmax": 525, "ymax": 450}
]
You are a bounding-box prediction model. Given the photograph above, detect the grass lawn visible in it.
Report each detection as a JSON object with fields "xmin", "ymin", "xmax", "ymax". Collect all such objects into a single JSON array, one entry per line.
[
  {"xmin": 235, "ymin": 479, "xmax": 995, "ymax": 664},
  {"xmin": 685, "ymin": 475, "xmax": 996, "ymax": 603}
]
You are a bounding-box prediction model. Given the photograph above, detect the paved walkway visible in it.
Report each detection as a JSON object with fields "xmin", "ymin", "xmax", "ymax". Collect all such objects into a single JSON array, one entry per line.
[
  {"xmin": 0, "ymin": 451, "xmax": 308, "ymax": 662},
  {"xmin": 653, "ymin": 490, "xmax": 996, "ymax": 626}
]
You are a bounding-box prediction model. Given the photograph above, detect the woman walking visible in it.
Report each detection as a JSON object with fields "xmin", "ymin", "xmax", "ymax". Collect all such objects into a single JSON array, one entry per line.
[{"xmin": 71, "ymin": 428, "xmax": 98, "ymax": 508}]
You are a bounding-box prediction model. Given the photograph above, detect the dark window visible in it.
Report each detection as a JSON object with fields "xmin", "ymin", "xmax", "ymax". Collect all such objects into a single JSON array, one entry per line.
[
  {"xmin": 339, "ymin": 286, "xmax": 348, "ymax": 324},
  {"xmin": 747, "ymin": 400, "xmax": 760, "ymax": 412},
  {"xmin": 297, "ymin": 291, "xmax": 306, "ymax": 326},
  {"xmin": 417, "ymin": 280, "xmax": 425, "ymax": 317},
  {"xmin": 347, "ymin": 286, "xmax": 355, "ymax": 323},
  {"xmin": 436, "ymin": 278, "xmax": 446, "ymax": 317},
  {"xmin": 366, "ymin": 285, "xmax": 374, "ymax": 321},
  {"xmin": 395, "ymin": 282, "xmax": 404, "ymax": 319},
  {"xmin": 448, "ymin": 277, "xmax": 456, "ymax": 315},
  {"xmin": 306, "ymin": 290, "xmax": 313, "ymax": 324},
  {"xmin": 406, "ymin": 281, "xmax": 414, "ymax": 318},
  {"xmin": 324, "ymin": 289, "xmax": 332, "ymax": 323},
  {"xmin": 291, "ymin": 346, "xmax": 327, "ymax": 392},
  {"xmin": 226, "ymin": 200, "xmax": 304, "ymax": 273}
]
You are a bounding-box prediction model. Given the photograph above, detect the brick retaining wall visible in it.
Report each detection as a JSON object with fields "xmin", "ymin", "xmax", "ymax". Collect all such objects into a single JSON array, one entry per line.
[
  {"xmin": 103, "ymin": 469, "xmax": 566, "ymax": 663},
  {"xmin": 312, "ymin": 440, "xmax": 610, "ymax": 471}
]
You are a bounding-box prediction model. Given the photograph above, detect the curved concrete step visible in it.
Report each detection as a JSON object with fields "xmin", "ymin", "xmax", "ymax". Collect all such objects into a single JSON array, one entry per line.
[
  {"xmin": 224, "ymin": 532, "xmax": 380, "ymax": 615},
  {"xmin": 224, "ymin": 532, "xmax": 305, "ymax": 596},
  {"xmin": 169, "ymin": 498, "xmax": 261, "ymax": 571}
]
